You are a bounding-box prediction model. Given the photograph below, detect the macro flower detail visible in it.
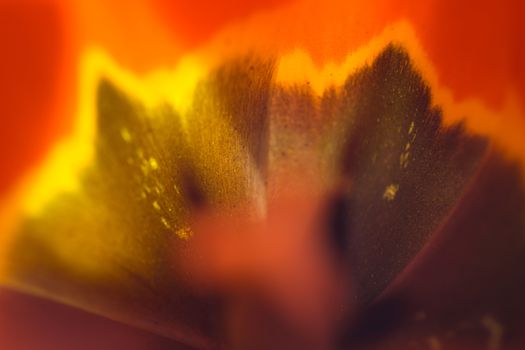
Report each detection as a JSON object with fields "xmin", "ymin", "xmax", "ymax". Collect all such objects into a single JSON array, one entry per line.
[
  {"xmin": 2, "ymin": 41, "xmax": 524, "ymax": 349},
  {"xmin": 0, "ymin": 0, "xmax": 524, "ymax": 349}
]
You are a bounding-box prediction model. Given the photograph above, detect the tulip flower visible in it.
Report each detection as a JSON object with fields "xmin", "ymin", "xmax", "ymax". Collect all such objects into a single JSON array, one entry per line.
[{"xmin": 0, "ymin": 0, "xmax": 524, "ymax": 349}]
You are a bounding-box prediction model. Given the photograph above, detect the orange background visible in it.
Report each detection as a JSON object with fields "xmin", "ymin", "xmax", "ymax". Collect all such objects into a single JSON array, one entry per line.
[{"xmin": 0, "ymin": 0, "xmax": 523, "ymax": 199}]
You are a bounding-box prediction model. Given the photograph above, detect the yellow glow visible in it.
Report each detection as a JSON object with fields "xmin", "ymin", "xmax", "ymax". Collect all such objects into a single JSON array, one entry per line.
[
  {"xmin": 20, "ymin": 48, "xmax": 208, "ymax": 217},
  {"xmin": 22, "ymin": 51, "xmax": 98, "ymax": 217},
  {"xmin": 276, "ymin": 22, "xmax": 420, "ymax": 94},
  {"xmin": 146, "ymin": 58, "xmax": 207, "ymax": 128}
]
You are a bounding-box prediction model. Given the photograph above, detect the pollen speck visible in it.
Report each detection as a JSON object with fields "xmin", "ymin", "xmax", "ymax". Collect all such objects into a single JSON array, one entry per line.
[
  {"xmin": 149, "ymin": 157, "xmax": 159, "ymax": 170},
  {"xmin": 152, "ymin": 201, "xmax": 161, "ymax": 211},
  {"xmin": 383, "ymin": 184, "xmax": 399, "ymax": 201},
  {"xmin": 176, "ymin": 227, "xmax": 192, "ymax": 240},
  {"xmin": 120, "ymin": 127, "xmax": 132, "ymax": 142},
  {"xmin": 408, "ymin": 121, "xmax": 415, "ymax": 134},
  {"xmin": 400, "ymin": 151, "xmax": 410, "ymax": 168},
  {"xmin": 161, "ymin": 217, "xmax": 171, "ymax": 229}
]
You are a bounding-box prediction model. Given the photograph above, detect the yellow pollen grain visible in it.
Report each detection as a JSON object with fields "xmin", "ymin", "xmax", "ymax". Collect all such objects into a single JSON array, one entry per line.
[
  {"xmin": 173, "ymin": 184, "xmax": 181, "ymax": 196},
  {"xmin": 400, "ymin": 152, "xmax": 410, "ymax": 168},
  {"xmin": 152, "ymin": 201, "xmax": 161, "ymax": 211},
  {"xmin": 120, "ymin": 127, "xmax": 132, "ymax": 142},
  {"xmin": 149, "ymin": 157, "xmax": 159, "ymax": 170},
  {"xmin": 160, "ymin": 217, "xmax": 171, "ymax": 229},
  {"xmin": 176, "ymin": 227, "xmax": 192, "ymax": 240},
  {"xmin": 409, "ymin": 121, "xmax": 415, "ymax": 134},
  {"xmin": 383, "ymin": 184, "xmax": 399, "ymax": 201}
]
